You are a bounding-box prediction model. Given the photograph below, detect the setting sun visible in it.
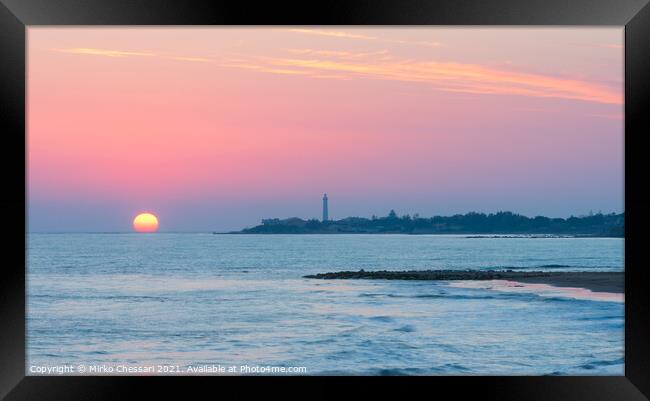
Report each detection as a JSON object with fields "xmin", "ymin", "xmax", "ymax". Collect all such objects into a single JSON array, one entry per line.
[{"xmin": 133, "ymin": 213, "xmax": 159, "ymax": 233}]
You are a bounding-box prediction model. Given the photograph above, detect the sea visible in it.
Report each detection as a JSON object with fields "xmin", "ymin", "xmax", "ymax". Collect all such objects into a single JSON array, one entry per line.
[{"xmin": 27, "ymin": 234, "xmax": 624, "ymax": 375}]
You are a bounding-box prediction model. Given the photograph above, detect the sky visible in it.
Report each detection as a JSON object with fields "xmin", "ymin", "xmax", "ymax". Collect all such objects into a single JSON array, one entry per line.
[{"xmin": 27, "ymin": 27, "xmax": 624, "ymax": 232}]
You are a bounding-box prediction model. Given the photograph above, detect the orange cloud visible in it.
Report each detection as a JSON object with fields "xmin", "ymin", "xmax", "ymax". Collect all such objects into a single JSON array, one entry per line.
[
  {"xmin": 51, "ymin": 48, "xmax": 213, "ymax": 63},
  {"xmin": 286, "ymin": 29, "xmax": 443, "ymax": 49},
  {"xmin": 51, "ymin": 48, "xmax": 156, "ymax": 57},
  {"xmin": 50, "ymin": 46, "xmax": 621, "ymax": 105},
  {"xmin": 170, "ymin": 56, "xmax": 211, "ymax": 62},
  {"xmin": 287, "ymin": 49, "xmax": 389, "ymax": 59},
  {"xmin": 286, "ymin": 29, "xmax": 376, "ymax": 40},
  {"xmin": 255, "ymin": 56, "xmax": 621, "ymax": 105}
]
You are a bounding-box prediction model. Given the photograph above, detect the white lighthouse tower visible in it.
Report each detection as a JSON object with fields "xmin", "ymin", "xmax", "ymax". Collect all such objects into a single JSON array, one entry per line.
[{"xmin": 322, "ymin": 193, "xmax": 329, "ymax": 222}]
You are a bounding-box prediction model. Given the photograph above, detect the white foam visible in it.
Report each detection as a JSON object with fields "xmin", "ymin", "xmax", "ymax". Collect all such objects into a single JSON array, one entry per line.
[{"xmin": 448, "ymin": 280, "xmax": 624, "ymax": 303}]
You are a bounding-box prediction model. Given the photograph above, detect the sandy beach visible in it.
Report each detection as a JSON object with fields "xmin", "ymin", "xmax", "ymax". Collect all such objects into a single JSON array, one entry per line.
[{"xmin": 305, "ymin": 270, "xmax": 624, "ymax": 293}]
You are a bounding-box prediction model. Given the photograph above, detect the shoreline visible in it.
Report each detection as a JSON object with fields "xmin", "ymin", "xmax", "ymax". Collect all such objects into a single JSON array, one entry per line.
[
  {"xmin": 304, "ymin": 270, "xmax": 623, "ymax": 294},
  {"xmin": 222, "ymin": 232, "xmax": 623, "ymax": 238}
]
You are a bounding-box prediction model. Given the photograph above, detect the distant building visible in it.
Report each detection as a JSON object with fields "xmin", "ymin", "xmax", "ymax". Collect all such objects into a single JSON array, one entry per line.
[{"xmin": 322, "ymin": 193, "xmax": 329, "ymax": 222}]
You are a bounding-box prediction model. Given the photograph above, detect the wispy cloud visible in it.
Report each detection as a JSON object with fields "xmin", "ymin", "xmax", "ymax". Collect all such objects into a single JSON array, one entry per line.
[
  {"xmin": 285, "ymin": 29, "xmax": 443, "ymax": 49},
  {"xmin": 243, "ymin": 54, "xmax": 621, "ymax": 105},
  {"xmin": 600, "ymin": 44, "xmax": 624, "ymax": 49},
  {"xmin": 51, "ymin": 47, "xmax": 215, "ymax": 64},
  {"xmin": 217, "ymin": 57, "xmax": 314, "ymax": 76},
  {"xmin": 287, "ymin": 49, "xmax": 389, "ymax": 59},
  {"xmin": 51, "ymin": 48, "xmax": 156, "ymax": 58},
  {"xmin": 170, "ymin": 56, "xmax": 212, "ymax": 63},
  {"xmin": 50, "ymin": 46, "xmax": 621, "ymax": 105},
  {"xmin": 413, "ymin": 40, "xmax": 442, "ymax": 48},
  {"xmin": 286, "ymin": 29, "xmax": 376, "ymax": 40},
  {"xmin": 386, "ymin": 39, "xmax": 442, "ymax": 47}
]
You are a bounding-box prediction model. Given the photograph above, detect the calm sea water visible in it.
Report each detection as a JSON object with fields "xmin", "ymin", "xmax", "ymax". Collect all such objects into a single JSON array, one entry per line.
[{"xmin": 27, "ymin": 234, "xmax": 624, "ymax": 375}]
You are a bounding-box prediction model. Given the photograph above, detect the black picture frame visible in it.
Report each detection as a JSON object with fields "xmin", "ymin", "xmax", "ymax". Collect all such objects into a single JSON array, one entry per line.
[{"xmin": 1, "ymin": 0, "xmax": 648, "ymax": 399}]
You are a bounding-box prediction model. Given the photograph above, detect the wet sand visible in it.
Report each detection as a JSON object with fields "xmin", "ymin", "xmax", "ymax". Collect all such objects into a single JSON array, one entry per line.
[{"xmin": 304, "ymin": 270, "xmax": 623, "ymax": 293}]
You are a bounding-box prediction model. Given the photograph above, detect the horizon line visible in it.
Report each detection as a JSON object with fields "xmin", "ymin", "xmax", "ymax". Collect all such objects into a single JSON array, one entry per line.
[{"xmin": 27, "ymin": 209, "xmax": 624, "ymax": 234}]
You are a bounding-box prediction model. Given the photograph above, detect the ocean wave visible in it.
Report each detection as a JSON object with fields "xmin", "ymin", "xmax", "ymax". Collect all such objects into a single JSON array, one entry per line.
[
  {"xmin": 30, "ymin": 294, "xmax": 170, "ymax": 302},
  {"xmin": 578, "ymin": 357, "xmax": 624, "ymax": 370},
  {"xmin": 481, "ymin": 264, "xmax": 618, "ymax": 270},
  {"xmin": 394, "ymin": 325, "xmax": 416, "ymax": 333},
  {"xmin": 442, "ymin": 363, "xmax": 471, "ymax": 372},
  {"xmin": 414, "ymin": 294, "xmax": 497, "ymax": 300},
  {"xmin": 374, "ymin": 367, "xmax": 438, "ymax": 375},
  {"xmin": 576, "ymin": 315, "xmax": 622, "ymax": 321},
  {"xmin": 359, "ymin": 292, "xmax": 496, "ymax": 300},
  {"xmin": 369, "ymin": 316, "xmax": 394, "ymax": 323}
]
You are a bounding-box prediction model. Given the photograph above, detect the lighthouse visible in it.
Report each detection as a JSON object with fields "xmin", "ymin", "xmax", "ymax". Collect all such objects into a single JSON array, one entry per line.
[{"xmin": 322, "ymin": 193, "xmax": 329, "ymax": 222}]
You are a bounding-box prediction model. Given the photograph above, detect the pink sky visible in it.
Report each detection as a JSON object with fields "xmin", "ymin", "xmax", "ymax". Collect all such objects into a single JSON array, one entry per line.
[{"xmin": 27, "ymin": 28, "xmax": 623, "ymax": 232}]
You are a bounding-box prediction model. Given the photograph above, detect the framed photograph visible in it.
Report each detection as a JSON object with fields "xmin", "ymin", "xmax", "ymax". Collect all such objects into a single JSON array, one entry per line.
[{"xmin": 1, "ymin": 0, "xmax": 649, "ymax": 399}]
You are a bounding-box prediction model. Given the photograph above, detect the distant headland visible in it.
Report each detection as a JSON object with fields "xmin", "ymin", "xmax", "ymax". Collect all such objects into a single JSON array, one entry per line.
[
  {"xmin": 224, "ymin": 193, "xmax": 624, "ymax": 236},
  {"xmin": 226, "ymin": 198, "xmax": 624, "ymax": 236}
]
